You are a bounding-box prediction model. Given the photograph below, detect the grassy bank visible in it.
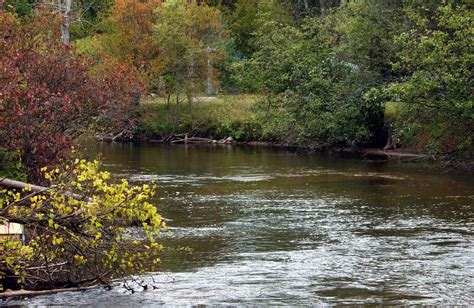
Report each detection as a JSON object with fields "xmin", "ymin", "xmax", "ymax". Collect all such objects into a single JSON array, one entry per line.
[{"xmin": 139, "ymin": 95, "xmax": 265, "ymax": 142}]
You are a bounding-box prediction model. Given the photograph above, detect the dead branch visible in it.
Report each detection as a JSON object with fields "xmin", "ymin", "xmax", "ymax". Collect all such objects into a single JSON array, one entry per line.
[{"xmin": 0, "ymin": 178, "xmax": 48, "ymax": 194}]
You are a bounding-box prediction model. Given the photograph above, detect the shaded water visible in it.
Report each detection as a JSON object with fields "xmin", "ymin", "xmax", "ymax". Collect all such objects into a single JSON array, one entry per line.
[{"xmin": 12, "ymin": 143, "xmax": 474, "ymax": 305}]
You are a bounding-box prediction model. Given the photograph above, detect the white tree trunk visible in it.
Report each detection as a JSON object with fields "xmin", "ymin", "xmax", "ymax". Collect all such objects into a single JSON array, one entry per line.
[
  {"xmin": 61, "ymin": 0, "xmax": 72, "ymax": 45},
  {"xmin": 303, "ymin": 0, "xmax": 309, "ymax": 10}
]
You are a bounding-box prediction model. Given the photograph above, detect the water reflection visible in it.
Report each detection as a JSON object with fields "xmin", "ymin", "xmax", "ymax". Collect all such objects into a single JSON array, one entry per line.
[{"xmin": 9, "ymin": 143, "xmax": 474, "ymax": 306}]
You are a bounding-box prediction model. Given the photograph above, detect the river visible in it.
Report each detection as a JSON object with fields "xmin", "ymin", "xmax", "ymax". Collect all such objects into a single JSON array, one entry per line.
[{"xmin": 10, "ymin": 143, "xmax": 474, "ymax": 305}]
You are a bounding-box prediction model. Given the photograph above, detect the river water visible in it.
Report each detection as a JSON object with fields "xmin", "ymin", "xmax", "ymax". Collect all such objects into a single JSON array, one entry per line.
[{"xmin": 11, "ymin": 143, "xmax": 474, "ymax": 305}]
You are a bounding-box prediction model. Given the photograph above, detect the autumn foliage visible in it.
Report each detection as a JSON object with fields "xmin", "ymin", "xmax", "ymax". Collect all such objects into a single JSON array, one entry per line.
[
  {"xmin": 0, "ymin": 10, "xmax": 141, "ymax": 180},
  {"xmin": 97, "ymin": 0, "xmax": 226, "ymax": 94},
  {"xmin": 100, "ymin": 0, "xmax": 162, "ymax": 71}
]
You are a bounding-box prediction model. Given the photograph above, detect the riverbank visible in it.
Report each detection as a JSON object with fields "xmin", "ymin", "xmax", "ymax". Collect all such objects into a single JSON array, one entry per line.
[{"xmin": 128, "ymin": 95, "xmax": 472, "ymax": 172}]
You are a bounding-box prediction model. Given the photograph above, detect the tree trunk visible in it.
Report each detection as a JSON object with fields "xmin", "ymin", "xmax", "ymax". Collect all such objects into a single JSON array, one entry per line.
[
  {"xmin": 0, "ymin": 286, "xmax": 98, "ymax": 299},
  {"xmin": 188, "ymin": 52, "xmax": 196, "ymax": 97},
  {"xmin": 297, "ymin": 0, "xmax": 310, "ymax": 12},
  {"xmin": 383, "ymin": 124, "xmax": 396, "ymax": 150},
  {"xmin": 165, "ymin": 93, "xmax": 171, "ymax": 136},
  {"xmin": 206, "ymin": 47, "xmax": 216, "ymax": 96},
  {"xmin": 172, "ymin": 94, "xmax": 180, "ymax": 135},
  {"xmin": 320, "ymin": 0, "xmax": 327, "ymax": 15},
  {"xmin": 61, "ymin": 0, "xmax": 72, "ymax": 45},
  {"xmin": 131, "ymin": 89, "xmax": 140, "ymax": 107},
  {"xmin": 0, "ymin": 178, "xmax": 89, "ymax": 201},
  {"xmin": 129, "ymin": 88, "xmax": 141, "ymax": 128}
]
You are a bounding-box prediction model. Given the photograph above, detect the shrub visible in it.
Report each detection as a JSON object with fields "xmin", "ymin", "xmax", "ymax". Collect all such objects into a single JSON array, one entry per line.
[
  {"xmin": 0, "ymin": 11, "xmax": 141, "ymax": 180},
  {"xmin": 0, "ymin": 160, "xmax": 165, "ymax": 291}
]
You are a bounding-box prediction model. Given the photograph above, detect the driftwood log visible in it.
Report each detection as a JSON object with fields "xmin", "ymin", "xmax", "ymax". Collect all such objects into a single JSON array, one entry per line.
[{"xmin": 0, "ymin": 285, "xmax": 98, "ymax": 299}]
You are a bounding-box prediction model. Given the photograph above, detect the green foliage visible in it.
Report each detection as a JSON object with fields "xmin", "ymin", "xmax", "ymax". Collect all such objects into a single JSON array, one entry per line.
[
  {"xmin": 2, "ymin": 0, "xmax": 34, "ymax": 18},
  {"xmin": 388, "ymin": 2, "xmax": 473, "ymax": 157},
  {"xmin": 324, "ymin": 1, "xmax": 403, "ymax": 79},
  {"xmin": 69, "ymin": 0, "xmax": 114, "ymax": 39},
  {"xmin": 237, "ymin": 17, "xmax": 384, "ymax": 148},
  {"xmin": 96, "ymin": 0, "xmax": 226, "ymax": 95},
  {"xmin": 229, "ymin": 1, "xmax": 472, "ymax": 156},
  {"xmin": 151, "ymin": 1, "xmax": 226, "ymax": 95},
  {"xmin": 0, "ymin": 148, "xmax": 27, "ymax": 182},
  {"xmin": 228, "ymin": 0, "xmax": 289, "ymax": 58},
  {"xmin": 2, "ymin": 0, "xmax": 472, "ymax": 182},
  {"xmin": 216, "ymin": 0, "xmax": 291, "ymax": 92},
  {"xmin": 0, "ymin": 160, "xmax": 165, "ymax": 291}
]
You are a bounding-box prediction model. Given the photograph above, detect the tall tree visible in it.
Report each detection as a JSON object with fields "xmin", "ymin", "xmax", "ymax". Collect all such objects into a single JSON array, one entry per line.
[
  {"xmin": 228, "ymin": 0, "xmax": 289, "ymax": 58},
  {"xmin": 324, "ymin": 1, "xmax": 403, "ymax": 80},
  {"xmin": 0, "ymin": 10, "xmax": 141, "ymax": 179},
  {"xmin": 388, "ymin": 1, "xmax": 474, "ymax": 156},
  {"xmin": 152, "ymin": 0, "xmax": 225, "ymax": 93},
  {"xmin": 98, "ymin": 0, "xmax": 161, "ymax": 83},
  {"xmin": 150, "ymin": 0, "xmax": 226, "ymax": 136},
  {"xmin": 237, "ymin": 16, "xmax": 384, "ymax": 148}
]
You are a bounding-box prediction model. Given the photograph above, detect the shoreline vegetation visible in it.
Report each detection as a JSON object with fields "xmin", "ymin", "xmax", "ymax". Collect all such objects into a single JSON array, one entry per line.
[{"xmin": 97, "ymin": 95, "xmax": 471, "ymax": 172}]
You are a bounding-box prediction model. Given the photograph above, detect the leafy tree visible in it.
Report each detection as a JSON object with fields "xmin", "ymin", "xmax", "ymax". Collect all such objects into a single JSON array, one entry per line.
[
  {"xmin": 226, "ymin": 0, "xmax": 290, "ymax": 58},
  {"xmin": 98, "ymin": 0, "xmax": 161, "ymax": 75},
  {"xmin": 147, "ymin": 0, "xmax": 227, "ymax": 137},
  {"xmin": 388, "ymin": 2, "xmax": 473, "ymax": 157},
  {"xmin": 151, "ymin": 0, "xmax": 226, "ymax": 94},
  {"xmin": 324, "ymin": 1, "xmax": 403, "ymax": 80},
  {"xmin": 0, "ymin": 11, "xmax": 141, "ymax": 180},
  {"xmin": 1, "ymin": 160, "xmax": 165, "ymax": 291},
  {"xmin": 217, "ymin": 0, "xmax": 290, "ymax": 92},
  {"xmin": 317, "ymin": 1, "xmax": 404, "ymax": 146},
  {"xmin": 2, "ymin": 0, "xmax": 113, "ymax": 39},
  {"xmin": 238, "ymin": 17, "xmax": 383, "ymax": 148}
]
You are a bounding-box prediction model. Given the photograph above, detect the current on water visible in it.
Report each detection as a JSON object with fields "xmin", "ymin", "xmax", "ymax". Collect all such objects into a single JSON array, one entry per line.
[{"xmin": 13, "ymin": 143, "xmax": 474, "ymax": 305}]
